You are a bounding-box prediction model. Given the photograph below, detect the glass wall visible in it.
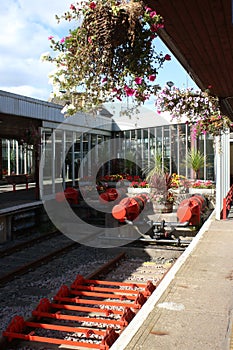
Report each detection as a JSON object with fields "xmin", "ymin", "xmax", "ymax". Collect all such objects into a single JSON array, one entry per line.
[
  {"xmin": 1, "ymin": 122, "xmax": 215, "ymax": 187},
  {"xmin": 113, "ymin": 123, "xmax": 215, "ymax": 181},
  {"xmin": 1, "ymin": 139, "xmax": 34, "ymax": 178},
  {"xmin": 40, "ymin": 128, "xmax": 111, "ymax": 195}
]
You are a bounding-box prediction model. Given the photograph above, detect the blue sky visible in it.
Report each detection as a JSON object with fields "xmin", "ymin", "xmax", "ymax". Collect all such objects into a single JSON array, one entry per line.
[{"xmin": 0, "ymin": 0, "xmax": 199, "ymax": 103}]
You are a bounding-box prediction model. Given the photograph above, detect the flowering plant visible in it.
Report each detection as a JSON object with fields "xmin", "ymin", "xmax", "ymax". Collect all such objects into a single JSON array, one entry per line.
[
  {"xmin": 42, "ymin": 0, "xmax": 171, "ymax": 115},
  {"xmin": 171, "ymin": 173, "xmax": 185, "ymax": 188},
  {"xmin": 124, "ymin": 175, "xmax": 141, "ymax": 182},
  {"xmin": 192, "ymin": 180, "xmax": 215, "ymax": 189},
  {"xmin": 151, "ymin": 190, "xmax": 175, "ymax": 204},
  {"xmin": 98, "ymin": 174, "xmax": 123, "ymax": 182},
  {"xmin": 129, "ymin": 180, "xmax": 149, "ymax": 188},
  {"xmin": 156, "ymin": 86, "xmax": 232, "ymax": 137}
]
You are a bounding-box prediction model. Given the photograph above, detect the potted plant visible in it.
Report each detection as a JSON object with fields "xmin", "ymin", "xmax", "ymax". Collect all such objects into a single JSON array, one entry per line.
[
  {"xmin": 149, "ymin": 172, "xmax": 175, "ymax": 213},
  {"xmin": 143, "ymin": 152, "xmax": 167, "ymax": 182},
  {"xmin": 156, "ymin": 86, "xmax": 232, "ymax": 138},
  {"xmin": 41, "ymin": 0, "xmax": 171, "ymax": 115},
  {"xmin": 185, "ymin": 149, "xmax": 206, "ymax": 180}
]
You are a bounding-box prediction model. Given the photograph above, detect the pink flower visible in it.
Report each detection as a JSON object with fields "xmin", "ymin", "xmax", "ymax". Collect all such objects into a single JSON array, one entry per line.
[
  {"xmin": 48, "ymin": 36, "xmax": 54, "ymax": 40},
  {"xmin": 150, "ymin": 11, "xmax": 157, "ymax": 18},
  {"xmin": 89, "ymin": 2, "xmax": 96, "ymax": 9},
  {"xmin": 164, "ymin": 54, "xmax": 171, "ymax": 61},
  {"xmin": 135, "ymin": 77, "xmax": 143, "ymax": 85},
  {"xmin": 88, "ymin": 37, "xmax": 92, "ymax": 44},
  {"xmin": 70, "ymin": 4, "xmax": 76, "ymax": 10},
  {"xmin": 145, "ymin": 7, "xmax": 152, "ymax": 12},
  {"xmin": 149, "ymin": 74, "xmax": 156, "ymax": 81},
  {"xmin": 60, "ymin": 37, "xmax": 65, "ymax": 43},
  {"xmin": 124, "ymin": 86, "xmax": 135, "ymax": 96},
  {"xmin": 157, "ymin": 23, "xmax": 164, "ymax": 29}
]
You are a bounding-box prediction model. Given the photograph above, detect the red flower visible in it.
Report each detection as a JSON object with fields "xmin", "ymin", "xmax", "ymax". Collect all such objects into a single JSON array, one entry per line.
[
  {"xmin": 151, "ymin": 23, "xmax": 164, "ymax": 32},
  {"xmin": 135, "ymin": 77, "xmax": 143, "ymax": 85},
  {"xmin": 149, "ymin": 74, "xmax": 156, "ymax": 81},
  {"xmin": 164, "ymin": 54, "xmax": 171, "ymax": 61},
  {"xmin": 124, "ymin": 86, "xmax": 135, "ymax": 96},
  {"xmin": 70, "ymin": 4, "xmax": 76, "ymax": 11},
  {"xmin": 89, "ymin": 2, "xmax": 96, "ymax": 9}
]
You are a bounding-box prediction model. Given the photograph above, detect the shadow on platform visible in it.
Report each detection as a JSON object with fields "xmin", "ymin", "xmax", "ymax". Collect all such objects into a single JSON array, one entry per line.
[{"xmin": 0, "ymin": 188, "xmax": 39, "ymax": 211}]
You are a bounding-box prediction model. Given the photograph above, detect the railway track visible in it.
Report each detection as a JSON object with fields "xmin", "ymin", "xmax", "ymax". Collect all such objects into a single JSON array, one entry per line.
[
  {"xmin": 0, "ymin": 231, "xmax": 78, "ymax": 285},
  {"xmin": 1, "ymin": 249, "xmax": 181, "ymax": 350}
]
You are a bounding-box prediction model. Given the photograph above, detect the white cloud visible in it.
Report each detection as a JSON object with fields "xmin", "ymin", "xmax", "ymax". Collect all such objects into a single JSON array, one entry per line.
[
  {"xmin": 0, "ymin": 0, "xmax": 198, "ymax": 102},
  {"xmin": 0, "ymin": 0, "xmax": 72, "ymax": 100}
]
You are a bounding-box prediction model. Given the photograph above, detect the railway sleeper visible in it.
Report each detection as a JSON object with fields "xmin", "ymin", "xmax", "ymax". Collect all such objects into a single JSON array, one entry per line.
[
  {"xmin": 3, "ymin": 275, "xmax": 156, "ymax": 349},
  {"xmin": 3, "ymin": 315, "xmax": 119, "ymax": 349}
]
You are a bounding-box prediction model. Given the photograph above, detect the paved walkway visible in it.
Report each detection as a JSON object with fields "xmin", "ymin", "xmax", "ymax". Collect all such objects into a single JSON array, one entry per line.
[{"xmin": 112, "ymin": 210, "xmax": 233, "ymax": 350}]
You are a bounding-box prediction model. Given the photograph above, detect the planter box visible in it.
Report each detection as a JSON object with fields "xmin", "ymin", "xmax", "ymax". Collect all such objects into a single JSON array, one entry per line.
[
  {"xmin": 127, "ymin": 187, "xmax": 151, "ymax": 195},
  {"xmin": 189, "ymin": 188, "xmax": 215, "ymax": 195}
]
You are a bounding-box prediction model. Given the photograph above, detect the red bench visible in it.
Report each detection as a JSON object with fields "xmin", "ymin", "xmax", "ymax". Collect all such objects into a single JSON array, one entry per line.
[{"xmin": 5, "ymin": 174, "xmax": 29, "ymax": 192}]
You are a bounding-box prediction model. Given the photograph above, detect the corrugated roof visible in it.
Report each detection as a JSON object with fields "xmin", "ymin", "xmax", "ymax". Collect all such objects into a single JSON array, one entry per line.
[{"xmin": 106, "ymin": 103, "xmax": 170, "ymax": 131}]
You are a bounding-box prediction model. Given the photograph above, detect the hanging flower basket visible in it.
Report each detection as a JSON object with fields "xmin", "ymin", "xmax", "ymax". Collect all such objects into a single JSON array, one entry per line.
[
  {"xmin": 42, "ymin": 0, "xmax": 171, "ymax": 115},
  {"xmin": 83, "ymin": 1, "xmax": 143, "ymax": 48},
  {"xmin": 156, "ymin": 86, "xmax": 233, "ymax": 137}
]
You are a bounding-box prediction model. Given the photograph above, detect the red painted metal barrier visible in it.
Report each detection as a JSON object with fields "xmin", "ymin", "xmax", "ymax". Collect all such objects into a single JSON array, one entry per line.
[
  {"xmin": 112, "ymin": 193, "xmax": 149, "ymax": 222},
  {"xmin": 177, "ymin": 195, "xmax": 206, "ymax": 226},
  {"xmin": 99, "ymin": 188, "xmax": 119, "ymax": 202},
  {"xmin": 55, "ymin": 187, "xmax": 78, "ymax": 205},
  {"xmin": 3, "ymin": 274, "xmax": 156, "ymax": 349},
  {"xmin": 222, "ymin": 184, "xmax": 233, "ymax": 219}
]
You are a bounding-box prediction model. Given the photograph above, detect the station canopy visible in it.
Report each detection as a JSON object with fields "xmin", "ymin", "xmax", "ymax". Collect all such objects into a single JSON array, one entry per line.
[{"xmin": 149, "ymin": 0, "xmax": 233, "ymax": 121}]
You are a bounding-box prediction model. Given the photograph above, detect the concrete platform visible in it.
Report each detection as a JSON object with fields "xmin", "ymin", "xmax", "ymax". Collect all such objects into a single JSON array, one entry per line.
[{"xmin": 111, "ymin": 210, "xmax": 233, "ymax": 350}]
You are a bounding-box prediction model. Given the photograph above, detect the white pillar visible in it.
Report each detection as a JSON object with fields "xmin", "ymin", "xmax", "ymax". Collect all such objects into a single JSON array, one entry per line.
[
  {"xmin": 7, "ymin": 140, "xmax": 10, "ymax": 174},
  {"xmin": 15, "ymin": 140, "xmax": 19, "ymax": 174},
  {"xmin": 52, "ymin": 130, "xmax": 55, "ymax": 194},
  {"xmin": 215, "ymin": 132, "xmax": 230, "ymax": 220}
]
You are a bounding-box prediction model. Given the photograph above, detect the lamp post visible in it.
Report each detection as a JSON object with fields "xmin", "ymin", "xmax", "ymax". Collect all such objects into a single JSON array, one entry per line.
[{"xmin": 166, "ymin": 81, "xmax": 174, "ymax": 89}]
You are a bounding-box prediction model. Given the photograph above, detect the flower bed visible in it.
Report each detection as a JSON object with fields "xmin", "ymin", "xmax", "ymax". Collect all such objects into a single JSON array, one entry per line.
[
  {"xmin": 192, "ymin": 180, "xmax": 214, "ymax": 189},
  {"xmin": 189, "ymin": 180, "xmax": 215, "ymax": 195}
]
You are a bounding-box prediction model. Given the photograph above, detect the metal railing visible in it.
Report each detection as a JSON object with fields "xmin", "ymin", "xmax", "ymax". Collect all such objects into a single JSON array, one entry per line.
[{"xmin": 222, "ymin": 184, "xmax": 233, "ymax": 219}]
